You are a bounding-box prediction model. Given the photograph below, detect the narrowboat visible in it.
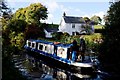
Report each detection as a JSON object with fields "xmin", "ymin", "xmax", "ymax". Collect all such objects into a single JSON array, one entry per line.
[{"xmin": 24, "ymin": 39, "xmax": 97, "ymax": 77}]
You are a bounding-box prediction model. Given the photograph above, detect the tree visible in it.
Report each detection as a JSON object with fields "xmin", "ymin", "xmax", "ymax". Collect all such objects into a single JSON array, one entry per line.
[
  {"xmin": 1, "ymin": 0, "xmax": 12, "ymax": 37},
  {"xmin": 90, "ymin": 15, "xmax": 102, "ymax": 25},
  {"xmin": 84, "ymin": 17, "xmax": 90, "ymax": 23},
  {"xmin": 24, "ymin": 23, "xmax": 45, "ymax": 40},
  {"xmin": 1, "ymin": 1, "xmax": 27, "ymax": 80},
  {"xmin": 13, "ymin": 3, "xmax": 48, "ymax": 25},
  {"xmin": 0, "ymin": 1, "xmax": 12, "ymax": 19},
  {"xmin": 7, "ymin": 19, "xmax": 27, "ymax": 33},
  {"xmin": 13, "ymin": 8, "xmax": 26, "ymax": 20},
  {"xmin": 99, "ymin": 1, "xmax": 120, "ymax": 77},
  {"xmin": 103, "ymin": 14, "xmax": 109, "ymax": 24},
  {"xmin": 4, "ymin": 2, "xmax": 48, "ymax": 49}
]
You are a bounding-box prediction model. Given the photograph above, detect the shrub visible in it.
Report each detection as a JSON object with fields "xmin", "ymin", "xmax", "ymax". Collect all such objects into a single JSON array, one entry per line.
[{"xmin": 51, "ymin": 32, "xmax": 63, "ymax": 40}]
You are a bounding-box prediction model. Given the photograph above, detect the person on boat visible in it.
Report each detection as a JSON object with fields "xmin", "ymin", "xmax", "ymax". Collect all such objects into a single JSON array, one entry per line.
[
  {"xmin": 79, "ymin": 35, "xmax": 86, "ymax": 62},
  {"xmin": 70, "ymin": 40, "xmax": 79, "ymax": 62}
]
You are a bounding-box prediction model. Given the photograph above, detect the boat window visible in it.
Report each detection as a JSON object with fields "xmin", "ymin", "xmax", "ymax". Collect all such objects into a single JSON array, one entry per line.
[
  {"xmin": 45, "ymin": 46, "xmax": 47, "ymax": 51},
  {"xmin": 28, "ymin": 42, "xmax": 31, "ymax": 47},
  {"xmin": 57, "ymin": 47, "xmax": 67, "ymax": 58},
  {"xmin": 39, "ymin": 45, "xmax": 43, "ymax": 50},
  {"xmin": 32, "ymin": 43, "xmax": 35, "ymax": 48}
]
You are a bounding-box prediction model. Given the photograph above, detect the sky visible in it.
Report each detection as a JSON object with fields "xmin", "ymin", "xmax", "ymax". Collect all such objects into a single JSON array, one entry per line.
[{"xmin": 6, "ymin": 0, "xmax": 111, "ymax": 24}]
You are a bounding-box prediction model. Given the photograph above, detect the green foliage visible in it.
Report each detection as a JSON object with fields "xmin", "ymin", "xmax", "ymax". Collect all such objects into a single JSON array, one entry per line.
[
  {"xmin": 13, "ymin": 3, "xmax": 48, "ymax": 25},
  {"xmin": 1, "ymin": 1, "xmax": 13, "ymax": 44},
  {"xmin": 52, "ymin": 32, "xmax": 63, "ymax": 41},
  {"xmin": 7, "ymin": 19, "xmax": 27, "ymax": 33},
  {"xmin": 84, "ymin": 33, "xmax": 102, "ymax": 41},
  {"xmin": 10, "ymin": 32, "xmax": 25, "ymax": 50},
  {"xmin": 1, "ymin": 2, "xmax": 26, "ymax": 79},
  {"xmin": 0, "ymin": 1, "xmax": 12, "ymax": 19},
  {"xmin": 4, "ymin": 19, "xmax": 27, "ymax": 50},
  {"xmin": 13, "ymin": 8, "xmax": 26, "ymax": 20},
  {"xmin": 84, "ymin": 17, "xmax": 90, "ymax": 23},
  {"xmin": 94, "ymin": 25, "xmax": 104, "ymax": 29},
  {"xmin": 99, "ymin": 2, "xmax": 120, "ymax": 74},
  {"xmin": 93, "ymin": 25, "xmax": 104, "ymax": 33},
  {"xmin": 85, "ymin": 25, "xmax": 93, "ymax": 34},
  {"xmin": 84, "ymin": 33, "xmax": 102, "ymax": 51},
  {"xmin": 24, "ymin": 23, "xmax": 45, "ymax": 39},
  {"xmin": 64, "ymin": 34, "xmax": 101, "ymax": 52},
  {"xmin": 2, "ymin": 2, "xmax": 48, "ymax": 50},
  {"xmin": 40, "ymin": 23, "xmax": 59, "ymax": 29},
  {"xmin": 90, "ymin": 15, "xmax": 102, "ymax": 25},
  {"xmin": 2, "ymin": 2, "xmax": 48, "ymax": 79},
  {"xmin": 80, "ymin": 18, "xmax": 94, "ymax": 34},
  {"xmin": 60, "ymin": 32, "xmax": 70, "ymax": 43}
]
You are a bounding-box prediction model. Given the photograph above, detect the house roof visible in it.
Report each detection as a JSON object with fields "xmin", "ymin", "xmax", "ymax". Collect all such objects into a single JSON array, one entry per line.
[
  {"xmin": 44, "ymin": 27, "xmax": 59, "ymax": 33},
  {"xmin": 63, "ymin": 16, "xmax": 85, "ymax": 23}
]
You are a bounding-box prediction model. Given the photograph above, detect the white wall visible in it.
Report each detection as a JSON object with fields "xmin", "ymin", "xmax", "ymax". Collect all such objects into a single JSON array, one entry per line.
[
  {"xmin": 59, "ymin": 22, "xmax": 86, "ymax": 35},
  {"xmin": 59, "ymin": 17, "xmax": 66, "ymax": 32},
  {"xmin": 44, "ymin": 29, "xmax": 52, "ymax": 38},
  {"xmin": 59, "ymin": 17, "xmax": 94, "ymax": 35},
  {"xmin": 66, "ymin": 23, "xmax": 85, "ymax": 35}
]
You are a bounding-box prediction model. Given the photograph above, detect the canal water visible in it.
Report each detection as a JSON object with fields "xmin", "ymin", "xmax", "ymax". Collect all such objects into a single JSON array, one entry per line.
[{"xmin": 12, "ymin": 51, "xmax": 111, "ymax": 80}]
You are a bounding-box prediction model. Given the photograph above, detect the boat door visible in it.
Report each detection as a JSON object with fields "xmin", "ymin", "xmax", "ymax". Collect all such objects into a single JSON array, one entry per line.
[{"xmin": 57, "ymin": 47, "xmax": 67, "ymax": 59}]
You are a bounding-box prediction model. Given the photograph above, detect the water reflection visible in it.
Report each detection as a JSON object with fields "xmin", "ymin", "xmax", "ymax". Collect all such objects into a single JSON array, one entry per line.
[{"xmin": 12, "ymin": 52, "xmax": 111, "ymax": 80}]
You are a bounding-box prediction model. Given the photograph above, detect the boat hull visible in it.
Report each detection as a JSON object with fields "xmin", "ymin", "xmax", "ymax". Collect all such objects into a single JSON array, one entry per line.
[{"xmin": 25, "ymin": 47, "xmax": 96, "ymax": 76}]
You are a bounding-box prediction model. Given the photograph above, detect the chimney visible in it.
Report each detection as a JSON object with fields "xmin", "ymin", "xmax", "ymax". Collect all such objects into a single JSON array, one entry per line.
[{"xmin": 63, "ymin": 12, "xmax": 66, "ymax": 17}]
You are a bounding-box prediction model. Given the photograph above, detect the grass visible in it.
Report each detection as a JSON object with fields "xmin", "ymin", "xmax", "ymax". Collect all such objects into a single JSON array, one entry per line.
[
  {"xmin": 94, "ymin": 24, "xmax": 104, "ymax": 29},
  {"xmin": 84, "ymin": 33, "xmax": 102, "ymax": 42}
]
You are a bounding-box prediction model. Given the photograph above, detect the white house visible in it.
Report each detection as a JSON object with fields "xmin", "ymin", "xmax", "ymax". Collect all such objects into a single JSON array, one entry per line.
[
  {"xmin": 44, "ymin": 27, "xmax": 58, "ymax": 38},
  {"xmin": 59, "ymin": 13, "xmax": 94, "ymax": 35}
]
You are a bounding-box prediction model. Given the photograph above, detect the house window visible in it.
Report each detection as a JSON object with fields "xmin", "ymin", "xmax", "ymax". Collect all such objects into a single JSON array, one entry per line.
[
  {"xmin": 72, "ymin": 32, "xmax": 75, "ymax": 35},
  {"xmin": 72, "ymin": 24, "xmax": 75, "ymax": 28}
]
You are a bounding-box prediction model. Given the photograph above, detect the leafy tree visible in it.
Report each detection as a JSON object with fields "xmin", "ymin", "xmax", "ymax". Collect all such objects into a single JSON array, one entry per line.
[
  {"xmin": 103, "ymin": 14, "xmax": 109, "ymax": 24},
  {"xmin": 24, "ymin": 23, "xmax": 45, "ymax": 39},
  {"xmin": 1, "ymin": 0, "xmax": 12, "ymax": 41},
  {"xmin": 90, "ymin": 15, "xmax": 102, "ymax": 25},
  {"xmin": 81, "ymin": 24, "xmax": 93, "ymax": 34},
  {"xmin": 99, "ymin": 1, "xmax": 120, "ymax": 76},
  {"xmin": 5, "ymin": 19, "xmax": 27, "ymax": 49},
  {"xmin": 13, "ymin": 8, "xmax": 26, "ymax": 20},
  {"xmin": 7, "ymin": 19, "xmax": 27, "ymax": 33},
  {"xmin": 0, "ymin": 1, "xmax": 12, "ymax": 19},
  {"xmin": 13, "ymin": 3, "xmax": 48, "ymax": 25},
  {"xmin": 4, "ymin": 2, "xmax": 48, "ymax": 48},
  {"xmin": 1, "ymin": 1, "xmax": 27, "ymax": 80},
  {"xmin": 84, "ymin": 17, "xmax": 91, "ymax": 23},
  {"xmin": 85, "ymin": 25, "xmax": 93, "ymax": 34},
  {"xmin": 9, "ymin": 32, "xmax": 25, "ymax": 50},
  {"xmin": 82, "ymin": 17, "xmax": 94, "ymax": 34}
]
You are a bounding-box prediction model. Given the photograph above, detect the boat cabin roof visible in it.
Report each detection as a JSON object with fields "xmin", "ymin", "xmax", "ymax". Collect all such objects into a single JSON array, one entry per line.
[
  {"xmin": 55, "ymin": 43, "xmax": 72, "ymax": 48},
  {"xmin": 28, "ymin": 39, "xmax": 73, "ymax": 48}
]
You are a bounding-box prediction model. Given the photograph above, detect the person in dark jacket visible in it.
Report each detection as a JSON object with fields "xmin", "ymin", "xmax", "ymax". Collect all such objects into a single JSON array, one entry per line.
[
  {"xmin": 79, "ymin": 36, "xmax": 86, "ymax": 62},
  {"xmin": 70, "ymin": 40, "xmax": 79, "ymax": 62}
]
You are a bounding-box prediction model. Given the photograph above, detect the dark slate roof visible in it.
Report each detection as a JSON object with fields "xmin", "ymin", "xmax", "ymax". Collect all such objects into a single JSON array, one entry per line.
[
  {"xmin": 63, "ymin": 16, "xmax": 85, "ymax": 23},
  {"xmin": 44, "ymin": 27, "xmax": 59, "ymax": 32}
]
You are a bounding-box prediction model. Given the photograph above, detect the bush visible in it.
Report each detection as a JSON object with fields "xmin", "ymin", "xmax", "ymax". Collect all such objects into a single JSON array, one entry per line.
[{"xmin": 51, "ymin": 32, "xmax": 63, "ymax": 40}]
